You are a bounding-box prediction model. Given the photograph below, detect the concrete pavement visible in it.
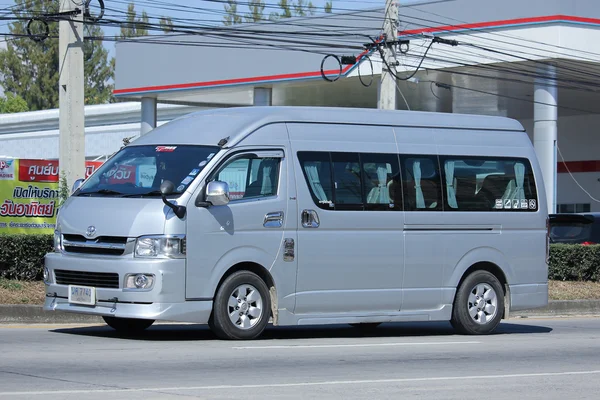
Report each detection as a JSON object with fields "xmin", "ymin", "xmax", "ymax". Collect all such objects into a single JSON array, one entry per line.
[{"xmin": 1, "ymin": 318, "xmax": 600, "ymax": 399}]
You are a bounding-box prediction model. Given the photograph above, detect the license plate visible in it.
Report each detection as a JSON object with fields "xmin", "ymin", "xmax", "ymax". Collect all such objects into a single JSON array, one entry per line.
[{"xmin": 68, "ymin": 285, "xmax": 96, "ymax": 306}]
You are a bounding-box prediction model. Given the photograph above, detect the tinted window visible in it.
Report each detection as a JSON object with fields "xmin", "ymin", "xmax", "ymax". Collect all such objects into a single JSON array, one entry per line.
[
  {"xmin": 331, "ymin": 152, "xmax": 362, "ymax": 210},
  {"xmin": 362, "ymin": 153, "xmax": 402, "ymax": 210},
  {"xmin": 401, "ymin": 156, "xmax": 442, "ymax": 211},
  {"xmin": 298, "ymin": 152, "xmax": 334, "ymax": 209},
  {"xmin": 298, "ymin": 151, "xmax": 401, "ymax": 211},
  {"xmin": 441, "ymin": 156, "xmax": 538, "ymax": 212}
]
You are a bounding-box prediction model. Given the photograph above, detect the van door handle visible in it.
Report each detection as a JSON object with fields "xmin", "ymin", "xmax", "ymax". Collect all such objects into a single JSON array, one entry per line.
[
  {"xmin": 301, "ymin": 209, "xmax": 320, "ymax": 228},
  {"xmin": 264, "ymin": 211, "xmax": 284, "ymax": 228}
]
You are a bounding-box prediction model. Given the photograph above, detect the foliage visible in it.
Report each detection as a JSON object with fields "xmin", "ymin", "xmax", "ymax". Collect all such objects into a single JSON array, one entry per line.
[
  {"xmin": 0, "ymin": 93, "xmax": 29, "ymax": 113},
  {"xmin": 548, "ymin": 244, "xmax": 600, "ymax": 282},
  {"xmin": 0, "ymin": 234, "xmax": 54, "ymax": 281},
  {"xmin": 120, "ymin": 3, "xmax": 150, "ymax": 38},
  {"xmin": 0, "ymin": 0, "xmax": 113, "ymax": 110},
  {"xmin": 224, "ymin": 0, "xmax": 332, "ymax": 24}
]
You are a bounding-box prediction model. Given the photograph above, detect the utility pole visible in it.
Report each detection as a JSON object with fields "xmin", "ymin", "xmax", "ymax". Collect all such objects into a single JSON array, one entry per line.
[
  {"xmin": 59, "ymin": 0, "xmax": 85, "ymax": 191},
  {"xmin": 379, "ymin": 0, "xmax": 398, "ymax": 110}
]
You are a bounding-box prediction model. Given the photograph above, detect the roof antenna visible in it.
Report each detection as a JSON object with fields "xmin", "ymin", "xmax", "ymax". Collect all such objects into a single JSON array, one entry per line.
[{"xmin": 218, "ymin": 137, "xmax": 229, "ymax": 147}]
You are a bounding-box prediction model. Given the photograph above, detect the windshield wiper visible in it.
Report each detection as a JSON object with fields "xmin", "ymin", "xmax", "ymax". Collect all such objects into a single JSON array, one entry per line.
[
  {"xmin": 121, "ymin": 190, "xmax": 164, "ymax": 198},
  {"xmin": 77, "ymin": 189, "xmax": 125, "ymax": 197}
]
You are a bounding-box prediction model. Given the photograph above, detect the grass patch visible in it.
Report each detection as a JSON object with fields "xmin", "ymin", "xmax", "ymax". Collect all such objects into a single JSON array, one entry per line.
[
  {"xmin": 548, "ymin": 280, "xmax": 600, "ymax": 301},
  {"xmin": 0, "ymin": 280, "xmax": 600, "ymax": 306},
  {"xmin": 0, "ymin": 279, "xmax": 45, "ymax": 305}
]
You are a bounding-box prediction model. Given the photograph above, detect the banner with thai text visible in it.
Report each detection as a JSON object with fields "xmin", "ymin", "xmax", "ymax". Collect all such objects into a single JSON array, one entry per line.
[{"xmin": 0, "ymin": 159, "xmax": 103, "ymax": 234}]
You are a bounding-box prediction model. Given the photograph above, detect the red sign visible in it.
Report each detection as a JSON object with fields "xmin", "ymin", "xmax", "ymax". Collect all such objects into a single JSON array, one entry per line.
[
  {"xmin": 104, "ymin": 165, "xmax": 136, "ymax": 184},
  {"xmin": 18, "ymin": 160, "xmax": 59, "ymax": 183},
  {"xmin": 17, "ymin": 159, "xmax": 105, "ymax": 183}
]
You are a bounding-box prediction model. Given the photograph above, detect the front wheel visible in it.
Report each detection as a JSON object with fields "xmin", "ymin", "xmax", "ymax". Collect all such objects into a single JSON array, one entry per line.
[
  {"xmin": 451, "ymin": 270, "xmax": 504, "ymax": 335},
  {"xmin": 102, "ymin": 316, "xmax": 154, "ymax": 334},
  {"xmin": 210, "ymin": 271, "xmax": 271, "ymax": 340}
]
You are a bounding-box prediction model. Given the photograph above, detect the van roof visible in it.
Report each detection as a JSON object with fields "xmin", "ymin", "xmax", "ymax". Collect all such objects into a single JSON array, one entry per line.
[{"xmin": 132, "ymin": 106, "xmax": 525, "ymax": 148}]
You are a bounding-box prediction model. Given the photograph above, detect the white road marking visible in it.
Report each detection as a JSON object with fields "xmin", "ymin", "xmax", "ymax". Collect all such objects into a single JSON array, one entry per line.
[
  {"xmin": 232, "ymin": 340, "xmax": 480, "ymax": 350},
  {"xmin": 3, "ymin": 370, "xmax": 600, "ymax": 396}
]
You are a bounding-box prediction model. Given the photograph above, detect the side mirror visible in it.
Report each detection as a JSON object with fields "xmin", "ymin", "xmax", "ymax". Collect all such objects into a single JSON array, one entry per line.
[
  {"xmin": 159, "ymin": 180, "xmax": 186, "ymax": 219},
  {"xmin": 160, "ymin": 180, "xmax": 175, "ymax": 195},
  {"xmin": 72, "ymin": 178, "xmax": 84, "ymax": 194},
  {"xmin": 205, "ymin": 181, "xmax": 230, "ymax": 206}
]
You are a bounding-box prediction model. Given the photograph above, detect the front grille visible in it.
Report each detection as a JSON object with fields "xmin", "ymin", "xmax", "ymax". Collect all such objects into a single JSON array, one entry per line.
[
  {"xmin": 62, "ymin": 234, "xmax": 128, "ymax": 256},
  {"xmin": 55, "ymin": 269, "xmax": 120, "ymax": 289}
]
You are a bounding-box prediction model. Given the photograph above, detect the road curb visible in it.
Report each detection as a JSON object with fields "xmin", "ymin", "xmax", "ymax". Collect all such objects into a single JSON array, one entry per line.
[
  {"xmin": 510, "ymin": 300, "xmax": 600, "ymax": 318},
  {"xmin": 0, "ymin": 305, "xmax": 102, "ymax": 324},
  {"xmin": 2, "ymin": 300, "xmax": 600, "ymax": 324}
]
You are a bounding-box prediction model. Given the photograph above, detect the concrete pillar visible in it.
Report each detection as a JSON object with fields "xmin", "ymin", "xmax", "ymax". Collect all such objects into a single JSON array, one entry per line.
[
  {"xmin": 141, "ymin": 97, "xmax": 157, "ymax": 135},
  {"xmin": 533, "ymin": 65, "xmax": 558, "ymax": 214},
  {"xmin": 253, "ymin": 87, "xmax": 272, "ymax": 106}
]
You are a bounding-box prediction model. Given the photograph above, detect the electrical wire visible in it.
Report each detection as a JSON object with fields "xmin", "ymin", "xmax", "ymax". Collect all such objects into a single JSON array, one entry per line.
[{"xmin": 557, "ymin": 145, "xmax": 600, "ymax": 204}]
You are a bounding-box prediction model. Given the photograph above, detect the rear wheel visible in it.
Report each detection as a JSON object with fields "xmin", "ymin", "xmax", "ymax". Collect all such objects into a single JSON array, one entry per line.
[
  {"xmin": 210, "ymin": 270, "xmax": 271, "ymax": 340},
  {"xmin": 451, "ymin": 270, "xmax": 504, "ymax": 335},
  {"xmin": 103, "ymin": 316, "xmax": 154, "ymax": 334}
]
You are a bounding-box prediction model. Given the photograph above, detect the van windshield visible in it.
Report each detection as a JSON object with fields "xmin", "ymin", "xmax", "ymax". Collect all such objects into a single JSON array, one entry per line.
[{"xmin": 77, "ymin": 145, "xmax": 220, "ymax": 197}]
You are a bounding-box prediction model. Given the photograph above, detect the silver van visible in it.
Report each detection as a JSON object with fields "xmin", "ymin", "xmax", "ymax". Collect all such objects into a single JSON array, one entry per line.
[{"xmin": 44, "ymin": 106, "xmax": 549, "ymax": 340}]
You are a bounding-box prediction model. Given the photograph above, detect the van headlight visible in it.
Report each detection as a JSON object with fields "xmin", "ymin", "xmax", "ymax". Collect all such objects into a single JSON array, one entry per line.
[
  {"xmin": 53, "ymin": 230, "xmax": 62, "ymax": 252},
  {"xmin": 134, "ymin": 235, "xmax": 186, "ymax": 258}
]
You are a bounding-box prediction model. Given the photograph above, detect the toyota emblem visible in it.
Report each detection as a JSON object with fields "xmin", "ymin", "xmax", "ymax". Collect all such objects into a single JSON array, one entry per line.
[{"xmin": 86, "ymin": 226, "xmax": 96, "ymax": 238}]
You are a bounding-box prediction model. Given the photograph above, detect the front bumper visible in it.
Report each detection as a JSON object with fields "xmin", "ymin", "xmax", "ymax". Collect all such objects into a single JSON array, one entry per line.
[{"xmin": 43, "ymin": 252, "xmax": 213, "ymax": 323}]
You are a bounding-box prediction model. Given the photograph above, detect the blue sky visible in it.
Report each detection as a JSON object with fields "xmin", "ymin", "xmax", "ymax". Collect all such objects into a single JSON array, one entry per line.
[{"xmin": 0, "ymin": 0, "xmax": 422, "ymax": 63}]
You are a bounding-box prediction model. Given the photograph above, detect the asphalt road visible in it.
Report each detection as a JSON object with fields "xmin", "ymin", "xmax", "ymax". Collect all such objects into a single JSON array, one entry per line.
[{"xmin": 1, "ymin": 317, "xmax": 599, "ymax": 399}]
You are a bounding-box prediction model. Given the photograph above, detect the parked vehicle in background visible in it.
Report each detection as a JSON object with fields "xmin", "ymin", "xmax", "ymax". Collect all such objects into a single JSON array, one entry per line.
[{"xmin": 549, "ymin": 213, "xmax": 600, "ymax": 245}]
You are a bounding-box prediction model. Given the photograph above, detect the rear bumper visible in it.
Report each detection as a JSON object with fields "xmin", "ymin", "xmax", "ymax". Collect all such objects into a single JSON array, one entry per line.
[{"xmin": 509, "ymin": 283, "xmax": 549, "ymax": 312}]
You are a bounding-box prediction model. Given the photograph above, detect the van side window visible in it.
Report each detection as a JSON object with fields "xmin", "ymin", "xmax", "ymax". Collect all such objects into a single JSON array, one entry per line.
[
  {"xmin": 298, "ymin": 152, "xmax": 334, "ymax": 209},
  {"xmin": 362, "ymin": 153, "xmax": 402, "ymax": 210},
  {"xmin": 215, "ymin": 155, "xmax": 280, "ymax": 201},
  {"xmin": 331, "ymin": 152, "xmax": 363, "ymax": 210},
  {"xmin": 298, "ymin": 151, "xmax": 402, "ymax": 211},
  {"xmin": 441, "ymin": 156, "xmax": 538, "ymax": 211},
  {"xmin": 401, "ymin": 156, "xmax": 442, "ymax": 211}
]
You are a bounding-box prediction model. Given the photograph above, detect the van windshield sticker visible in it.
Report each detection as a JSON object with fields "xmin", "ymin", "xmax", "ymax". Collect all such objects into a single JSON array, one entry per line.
[
  {"xmin": 207, "ymin": 153, "xmax": 215, "ymax": 160},
  {"xmin": 180, "ymin": 176, "xmax": 193, "ymax": 185},
  {"xmin": 189, "ymin": 169, "xmax": 200, "ymax": 176},
  {"xmin": 177, "ymin": 184, "xmax": 185, "ymax": 192},
  {"xmin": 156, "ymin": 146, "xmax": 177, "ymax": 152},
  {"xmin": 199, "ymin": 160, "xmax": 208, "ymax": 167}
]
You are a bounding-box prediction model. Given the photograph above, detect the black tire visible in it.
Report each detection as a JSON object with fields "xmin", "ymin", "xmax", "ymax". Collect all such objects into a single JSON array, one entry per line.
[
  {"xmin": 451, "ymin": 270, "xmax": 504, "ymax": 335},
  {"xmin": 103, "ymin": 316, "xmax": 154, "ymax": 334},
  {"xmin": 211, "ymin": 270, "xmax": 271, "ymax": 340}
]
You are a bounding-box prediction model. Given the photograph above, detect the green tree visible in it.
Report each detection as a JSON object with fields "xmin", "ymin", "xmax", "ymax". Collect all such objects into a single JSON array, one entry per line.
[
  {"xmin": 0, "ymin": 0, "xmax": 114, "ymax": 111},
  {"xmin": 120, "ymin": 3, "xmax": 150, "ymax": 38},
  {"xmin": 159, "ymin": 16, "xmax": 174, "ymax": 33},
  {"xmin": 324, "ymin": 1, "xmax": 333, "ymax": 13},
  {"xmin": 224, "ymin": 0, "xmax": 243, "ymax": 25},
  {"xmin": 245, "ymin": 0, "xmax": 266, "ymax": 23},
  {"xmin": 0, "ymin": 93, "xmax": 29, "ymax": 113}
]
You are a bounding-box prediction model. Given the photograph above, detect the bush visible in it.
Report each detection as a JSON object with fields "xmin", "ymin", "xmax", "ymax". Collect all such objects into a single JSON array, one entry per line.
[
  {"xmin": 0, "ymin": 234, "xmax": 53, "ymax": 281},
  {"xmin": 549, "ymin": 244, "xmax": 600, "ymax": 282},
  {"xmin": 1, "ymin": 236, "xmax": 600, "ymax": 283}
]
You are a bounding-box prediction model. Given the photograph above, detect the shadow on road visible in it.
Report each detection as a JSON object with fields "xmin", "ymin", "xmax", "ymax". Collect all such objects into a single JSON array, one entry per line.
[{"xmin": 50, "ymin": 320, "xmax": 552, "ymax": 342}]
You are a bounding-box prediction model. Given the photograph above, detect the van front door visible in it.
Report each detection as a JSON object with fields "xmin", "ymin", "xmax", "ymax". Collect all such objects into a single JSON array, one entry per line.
[{"xmin": 185, "ymin": 148, "xmax": 298, "ymax": 316}]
